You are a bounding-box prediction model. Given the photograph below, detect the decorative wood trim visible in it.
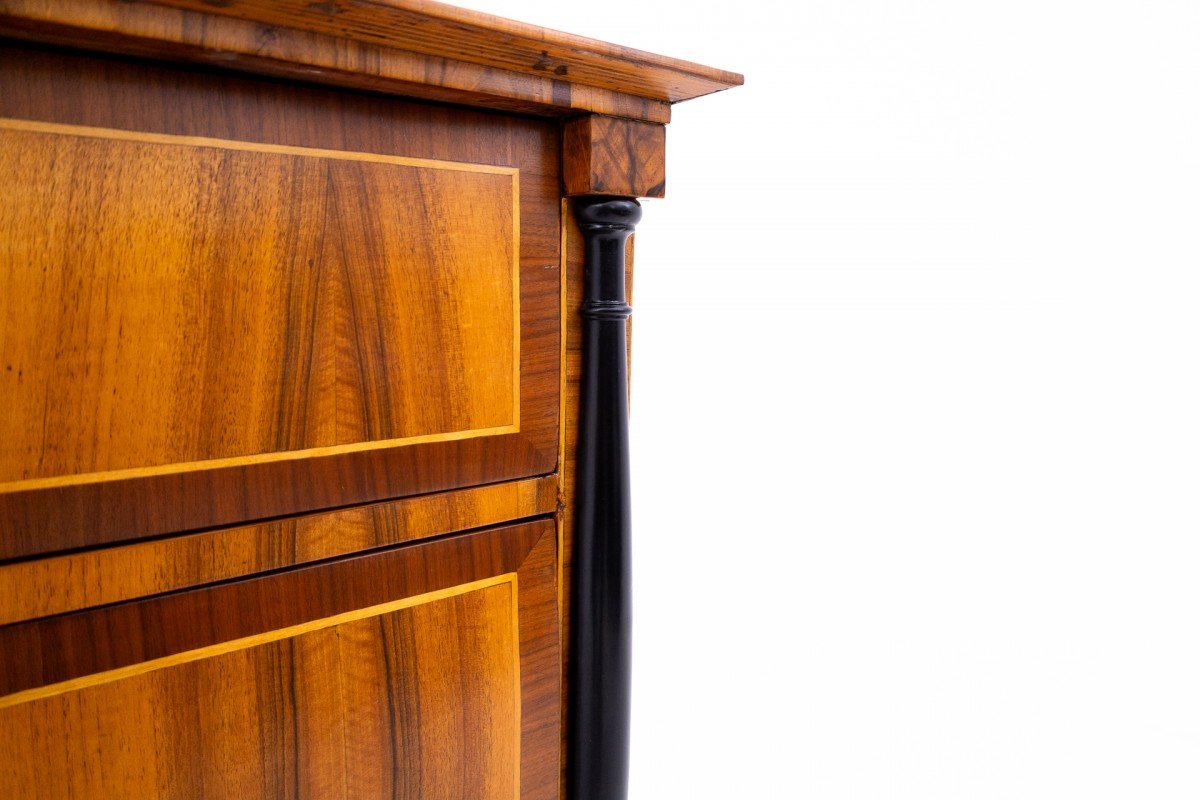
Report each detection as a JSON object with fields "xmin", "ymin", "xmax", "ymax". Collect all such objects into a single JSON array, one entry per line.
[
  {"xmin": 563, "ymin": 116, "xmax": 666, "ymax": 198},
  {"xmin": 144, "ymin": 0, "xmax": 742, "ymax": 101},
  {"xmin": 558, "ymin": 205, "xmax": 635, "ymax": 799},
  {"xmin": 0, "ymin": 573, "xmax": 518, "ymax": 710},
  {"xmin": 0, "ymin": 476, "xmax": 558, "ymax": 625},
  {"xmin": 0, "ymin": 117, "xmax": 521, "ymax": 176},
  {"xmin": 510, "ymin": 575, "xmax": 526, "ymax": 800},
  {"xmin": 568, "ymin": 196, "xmax": 640, "ymax": 800},
  {"xmin": 0, "ymin": 0, "xmax": 743, "ymax": 123},
  {"xmin": 0, "ymin": 517, "xmax": 553, "ymax": 696}
]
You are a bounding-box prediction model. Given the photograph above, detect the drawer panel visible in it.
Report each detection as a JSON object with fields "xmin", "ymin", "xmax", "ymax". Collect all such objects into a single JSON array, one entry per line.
[
  {"xmin": 3, "ymin": 579, "xmax": 518, "ymax": 798},
  {"xmin": 0, "ymin": 45, "xmax": 562, "ymax": 560},
  {"xmin": 0, "ymin": 517, "xmax": 560, "ymax": 800},
  {"xmin": 0, "ymin": 118, "xmax": 519, "ymax": 486}
]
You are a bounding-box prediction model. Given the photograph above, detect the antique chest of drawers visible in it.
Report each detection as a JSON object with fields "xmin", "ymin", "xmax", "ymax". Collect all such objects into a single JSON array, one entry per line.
[{"xmin": 0, "ymin": 3, "xmax": 739, "ymax": 798}]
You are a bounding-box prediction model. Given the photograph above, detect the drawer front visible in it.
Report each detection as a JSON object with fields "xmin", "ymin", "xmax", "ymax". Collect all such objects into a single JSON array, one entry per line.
[
  {"xmin": 0, "ymin": 516, "xmax": 560, "ymax": 800},
  {"xmin": 0, "ymin": 118, "xmax": 520, "ymax": 485},
  {"xmin": 0, "ymin": 46, "xmax": 561, "ymax": 559}
]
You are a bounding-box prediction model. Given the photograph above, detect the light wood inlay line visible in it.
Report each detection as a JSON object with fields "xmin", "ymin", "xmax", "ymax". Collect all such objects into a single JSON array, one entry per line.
[
  {"xmin": 0, "ymin": 425, "xmax": 519, "ymax": 493},
  {"xmin": 510, "ymin": 572, "xmax": 524, "ymax": 800},
  {"xmin": 0, "ymin": 573, "xmax": 518, "ymax": 710},
  {"xmin": 0, "ymin": 117, "xmax": 522, "ymax": 492},
  {"xmin": 0, "ymin": 118, "xmax": 521, "ymax": 175},
  {"xmin": 558, "ymin": 198, "xmax": 570, "ymax": 625}
]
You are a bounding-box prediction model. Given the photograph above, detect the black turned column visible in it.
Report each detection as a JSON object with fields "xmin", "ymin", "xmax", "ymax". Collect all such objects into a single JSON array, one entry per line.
[{"xmin": 569, "ymin": 196, "xmax": 641, "ymax": 800}]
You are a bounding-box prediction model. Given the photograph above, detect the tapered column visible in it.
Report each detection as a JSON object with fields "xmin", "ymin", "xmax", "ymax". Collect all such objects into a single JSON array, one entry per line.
[{"xmin": 568, "ymin": 196, "xmax": 641, "ymax": 800}]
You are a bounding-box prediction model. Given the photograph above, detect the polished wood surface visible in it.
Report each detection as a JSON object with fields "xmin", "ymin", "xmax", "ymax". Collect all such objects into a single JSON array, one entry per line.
[
  {"xmin": 148, "ymin": 0, "xmax": 740, "ymax": 102},
  {"xmin": 0, "ymin": 118, "xmax": 519, "ymax": 488},
  {"xmin": 513, "ymin": 512, "xmax": 564, "ymax": 800},
  {"xmin": 557, "ymin": 206, "xmax": 636, "ymax": 797},
  {"xmin": 0, "ymin": 476, "xmax": 557, "ymax": 625},
  {"xmin": 0, "ymin": 517, "xmax": 559, "ymax": 799},
  {"xmin": 0, "ymin": 45, "xmax": 561, "ymax": 559},
  {"xmin": 0, "ymin": 518, "xmax": 552, "ymax": 695},
  {"xmin": 563, "ymin": 116, "xmax": 667, "ymax": 198},
  {"xmin": 0, "ymin": 0, "xmax": 742, "ymax": 124},
  {"xmin": 564, "ymin": 199, "xmax": 640, "ymax": 800},
  {"xmin": 0, "ymin": 578, "xmax": 520, "ymax": 799}
]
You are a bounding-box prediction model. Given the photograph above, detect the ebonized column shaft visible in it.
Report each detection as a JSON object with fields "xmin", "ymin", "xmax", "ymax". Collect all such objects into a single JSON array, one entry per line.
[{"xmin": 569, "ymin": 196, "xmax": 641, "ymax": 800}]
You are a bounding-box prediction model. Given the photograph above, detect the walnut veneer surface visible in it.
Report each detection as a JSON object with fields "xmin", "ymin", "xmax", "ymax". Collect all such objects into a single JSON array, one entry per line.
[{"xmin": 0, "ymin": 44, "xmax": 562, "ymax": 560}]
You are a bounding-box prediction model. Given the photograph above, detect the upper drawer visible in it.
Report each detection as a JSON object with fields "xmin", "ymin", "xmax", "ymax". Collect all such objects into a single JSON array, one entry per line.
[
  {"xmin": 1, "ymin": 118, "xmax": 519, "ymax": 484},
  {"xmin": 0, "ymin": 47, "xmax": 561, "ymax": 560}
]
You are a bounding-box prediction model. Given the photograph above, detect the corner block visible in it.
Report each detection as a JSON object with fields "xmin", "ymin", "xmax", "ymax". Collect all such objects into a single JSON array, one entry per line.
[{"xmin": 563, "ymin": 115, "xmax": 666, "ymax": 198}]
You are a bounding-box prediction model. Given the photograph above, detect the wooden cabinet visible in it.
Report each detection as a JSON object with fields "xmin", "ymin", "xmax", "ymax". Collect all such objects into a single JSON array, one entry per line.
[{"xmin": 0, "ymin": 3, "xmax": 739, "ymax": 799}]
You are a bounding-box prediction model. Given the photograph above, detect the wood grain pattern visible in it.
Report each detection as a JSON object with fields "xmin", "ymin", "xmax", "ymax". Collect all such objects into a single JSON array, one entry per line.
[
  {"xmin": 0, "ymin": 517, "xmax": 559, "ymax": 799},
  {"xmin": 147, "ymin": 0, "xmax": 741, "ymax": 102},
  {"xmin": 0, "ymin": 45, "xmax": 561, "ymax": 559},
  {"xmin": 0, "ymin": 518, "xmax": 549, "ymax": 694},
  {"xmin": 0, "ymin": 578, "xmax": 521, "ymax": 799},
  {"xmin": 0, "ymin": 118, "xmax": 519, "ymax": 488},
  {"xmin": 514, "ymin": 511, "xmax": 563, "ymax": 800},
  {"xmin": 0, "ymin": 476, "xmax": 557, "ymax": 625},
  {"xmin": 563, "ymin": 115, "xmax": 667, "ymax": 198},
  {"xmin": 0, "ymin": 0, "xmax": 743, "ymax": 124}
]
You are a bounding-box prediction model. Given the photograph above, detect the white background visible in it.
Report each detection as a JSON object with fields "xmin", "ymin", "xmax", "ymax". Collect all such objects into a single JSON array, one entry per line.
[{"xmin": 468, "ymin": 2, "xmax": 1200, "ymax": 797}]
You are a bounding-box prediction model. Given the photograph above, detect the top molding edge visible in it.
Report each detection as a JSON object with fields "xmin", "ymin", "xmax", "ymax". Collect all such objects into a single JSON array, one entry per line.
[{"xmin": 0, "ymin": 0, "xmax": 743, "ymax": 124}]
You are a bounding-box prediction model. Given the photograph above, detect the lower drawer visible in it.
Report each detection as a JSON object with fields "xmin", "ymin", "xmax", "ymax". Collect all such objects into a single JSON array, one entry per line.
[{"xmin": 0, "ymin": 517, "xmax": 559, "ymax": 800}]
